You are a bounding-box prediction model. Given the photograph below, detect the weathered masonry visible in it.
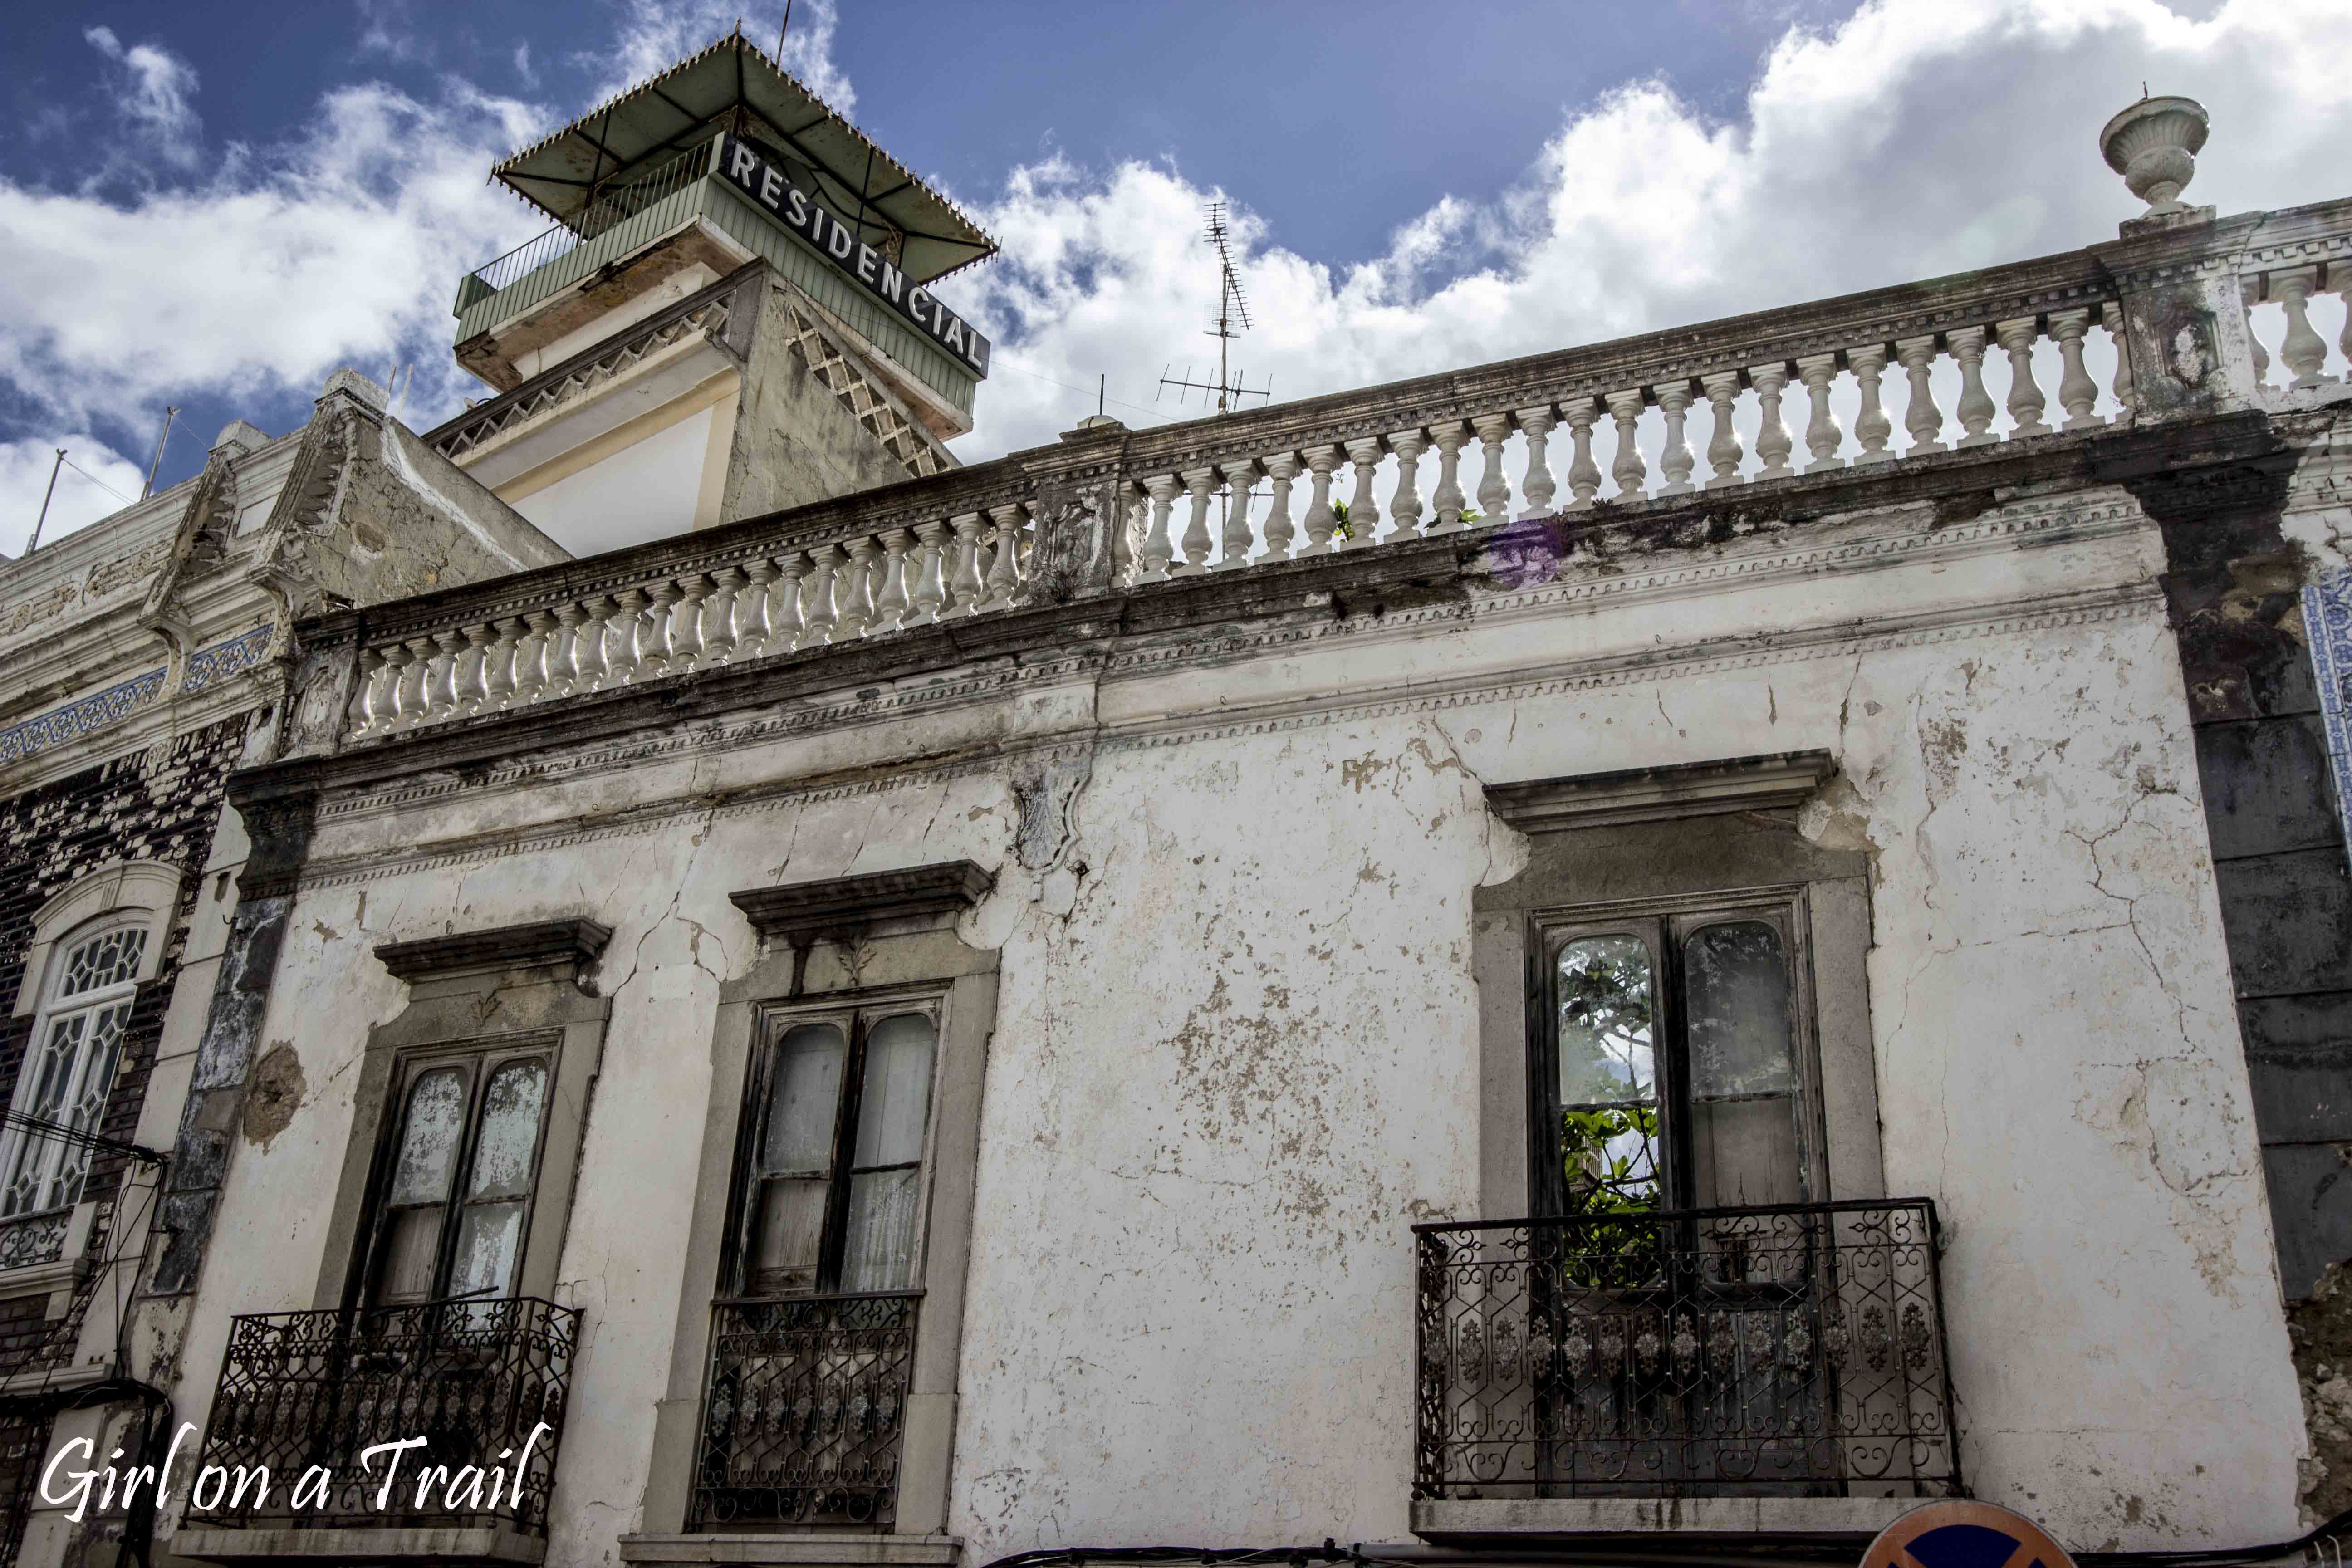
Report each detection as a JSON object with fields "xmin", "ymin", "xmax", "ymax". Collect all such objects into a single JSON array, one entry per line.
[
  {"xmin": 39, "ymin": 82, "xmax": 2352, "ymax": 1568},
  {"xmin": 0, "ymin": 370, "xmax": 568, "ymax": 1564}
]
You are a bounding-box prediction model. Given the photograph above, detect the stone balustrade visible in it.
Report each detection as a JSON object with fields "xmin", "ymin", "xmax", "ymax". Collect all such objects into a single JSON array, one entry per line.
[{"xmin": 325, "ymin": 195, "xmax": 2352, "ymax": 748}]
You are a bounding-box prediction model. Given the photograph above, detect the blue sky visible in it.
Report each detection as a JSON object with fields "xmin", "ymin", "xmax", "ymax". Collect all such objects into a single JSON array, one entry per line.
[{"xmin": 1, "ymin": 0, "xmax": 2346, "ymax": 551}]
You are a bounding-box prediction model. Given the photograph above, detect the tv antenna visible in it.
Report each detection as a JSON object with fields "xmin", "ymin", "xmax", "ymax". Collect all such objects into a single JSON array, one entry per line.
[{"xmin": 1156, "ymin": 202, "xmax": 1270, "ymax": 413}]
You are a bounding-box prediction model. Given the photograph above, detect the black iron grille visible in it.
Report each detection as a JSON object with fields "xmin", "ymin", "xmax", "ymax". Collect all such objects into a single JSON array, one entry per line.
[
  {"xmin": 1415, "ymin": 1200, "xmax": 1957, "ymax": 1498},
  {"xmin": 187, "ymin": 1296, "xmax": 578, "ymax": 1534},
  {"xmin": 691, "ymin": 1290, "xmax": 919, "ymax": 1529}
]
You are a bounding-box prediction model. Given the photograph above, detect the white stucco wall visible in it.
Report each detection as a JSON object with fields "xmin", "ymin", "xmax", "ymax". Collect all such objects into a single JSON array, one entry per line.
[
  {"xmin": 507, "ymin": 402, "xmax": 717, "ymax": 558},
  {"xmin": 165, "ymin": 488, "xmax": 2303, "ymax": 1560}
]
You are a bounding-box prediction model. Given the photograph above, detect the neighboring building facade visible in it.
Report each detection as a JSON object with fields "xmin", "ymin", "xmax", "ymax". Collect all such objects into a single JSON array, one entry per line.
[
  {"xmin": 0, "ymin": 369, "xmax": 572, "ymax": 1563},
  {"xmin": 100, "ymin": 91, "xmax": 2352, "ymax": 1568}
]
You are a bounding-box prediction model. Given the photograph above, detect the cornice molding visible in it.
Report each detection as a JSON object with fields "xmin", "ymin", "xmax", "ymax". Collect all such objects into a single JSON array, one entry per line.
[
  {"xmin": 374, "ymin": 917, "xmax": 613, "ymax": 980},
  {"xmin": 729, "ymin": 861, "xmax": 993, "ymax": 941},
  {"xmin": 1486, "ymin": 751, "xmax": 1838, "ymax": 832}
]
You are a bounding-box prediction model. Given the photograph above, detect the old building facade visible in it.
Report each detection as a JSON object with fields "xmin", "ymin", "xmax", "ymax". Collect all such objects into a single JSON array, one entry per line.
[{"xmin": 10, "ymin": 60, "xmax": 2352, "ymax": 1568}]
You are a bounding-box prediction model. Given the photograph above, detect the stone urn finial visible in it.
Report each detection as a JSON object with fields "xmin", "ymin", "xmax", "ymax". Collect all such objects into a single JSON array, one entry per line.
[{"xmin": 2100, "ymin": 94, "xmax": 2210, "ymax": 217}]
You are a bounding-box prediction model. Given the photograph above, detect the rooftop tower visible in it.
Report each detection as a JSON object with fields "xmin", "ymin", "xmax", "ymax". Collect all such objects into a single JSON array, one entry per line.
[{"xmin": 426, "ymin": 31, "xmax": 999, "ymax": 557}]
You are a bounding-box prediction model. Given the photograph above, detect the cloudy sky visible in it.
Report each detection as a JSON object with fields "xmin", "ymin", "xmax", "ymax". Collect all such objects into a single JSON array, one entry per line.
[{"xmin": 1, "ymin": 0, "xmax": 2347, "ymax": 554}]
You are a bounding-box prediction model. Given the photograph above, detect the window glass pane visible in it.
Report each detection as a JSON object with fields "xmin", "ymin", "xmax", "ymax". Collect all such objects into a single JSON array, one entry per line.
[
  {"xmin": 64, "ymin": 1002, "xmax": 130, "ymax": 1134},
  {"xmin": 466, "ymin": 1059, "xmax": 547, "ymax": 1201},
  {"xmin": 388, "ymin": 1068, "xmax": 467, "ymax": 1206},
  {"xmin": 750, "ymin": 1176, "xmax": 829, "ymax": 1295},
  {"xmin": 853, "ymin": 1014, "xmax": 936, "ymax": 1168},
  {"xmin": 764, "ymin": 1024, "xmax": 846, "ymax": 1174},
  {"xmin": 1683, "ymin": 920, "xmax": 1802, "ymax": 1209},
  {"xmin": 60, "ymin": 928, "xmax": 144, "ymax": 999},
  {"xmin": 449, "ymin": 1200, "xmax": 524, "ymax": 1298},
  {"xmin": 1556, "ymin": 936, "xmax": 1660, "ymax": 1212},
  {"xmin": 377, "ymin": 1208, "xmax": 443, "ymax": 1304},
  {"xmin": 841, "ymin": 1167, "xmax": 922, "ymax": 1293}
]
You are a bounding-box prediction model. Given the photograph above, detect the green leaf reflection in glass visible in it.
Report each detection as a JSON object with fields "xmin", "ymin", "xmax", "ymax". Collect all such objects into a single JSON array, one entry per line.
[{"xmin": 1557, "ymin": 934, "xmax": 1661, "ymax": 1218}]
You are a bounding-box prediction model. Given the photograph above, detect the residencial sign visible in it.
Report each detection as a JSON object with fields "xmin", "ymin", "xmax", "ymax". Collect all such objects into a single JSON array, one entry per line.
[{"xmin": 715, "ymin": 132, "xmax": 992, "ymax": 379}]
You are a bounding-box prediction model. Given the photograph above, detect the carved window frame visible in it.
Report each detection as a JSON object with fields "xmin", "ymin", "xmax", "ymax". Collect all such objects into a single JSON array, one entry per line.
[{"xmin": 631, "ymin": 862, "xmax": 995, "ymax": 1558}]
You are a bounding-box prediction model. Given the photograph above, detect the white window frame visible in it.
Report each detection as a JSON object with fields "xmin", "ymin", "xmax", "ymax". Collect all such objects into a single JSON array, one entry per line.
[
  {"xmin": 0, "ymin": 862, "xmax": 177, "ymax": 1235},
  {"xmin": 0, "ymin": 918, "xmax": 147, "ymax": 1220}
]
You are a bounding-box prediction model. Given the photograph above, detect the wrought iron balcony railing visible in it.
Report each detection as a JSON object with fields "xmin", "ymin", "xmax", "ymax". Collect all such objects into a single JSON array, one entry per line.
[
  {"xmin": 1415, "ymin": 1200, "xmax": 1958, "ymax": 1499},
  {"xmin": 691, "ymin": 1290, "xmax": 919, "ymax": 1529},
  {"xmin": 186, "ymin": 1296, "xmax": 579, "ymax": 1534}
]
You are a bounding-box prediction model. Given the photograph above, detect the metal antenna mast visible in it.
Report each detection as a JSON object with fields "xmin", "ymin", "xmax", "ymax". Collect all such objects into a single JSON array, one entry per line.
[{"xmin": 1157, "ymin": 202, "xmax": 1270, "ymax": 413}]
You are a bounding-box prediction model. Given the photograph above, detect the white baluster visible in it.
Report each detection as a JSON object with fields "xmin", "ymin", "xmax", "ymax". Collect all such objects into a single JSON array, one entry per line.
[
  {"xmin": 873, "ymin": 529, "xmax": 912, "ymax": 630},
  {"xmin": 1216, "ymin": 459, "xmax": 1259, "ymax": 569},
  {"xmin": 1516, "ymin": 407, "xmax": 1559, "ymax": 517},
  {"xmin": 1301, "ymin": 446, "xmax": 1340, "ymax": 555},
  {"xmin": 672, "ymin": 578, "xmax": 714, "ymax": 669},
  {"xmin": 542, "ymin": 606, "xmax": 582, "ymax": 697},
  {"xmin": 2274, "ymin": 266, "xmax": 2335, "ymax": 388},
  {"xmin": 1604, "ymin": 390, "xmax": 1646, "ymax": 499},
  {"xmin": 703, "ymin": 568, "xmax": 743, "ymax": 663},
  {"xmin": 393, "ymin": 637, "xmax": 433, "ymax": 728},
  {"xmin": 1386, "ymin": 429, "xmax": 1428, "ymax": 540},
  {"xmin": 2047, "ymin": 309, "xmax": 2104, "ymax": 430},
  {"xmin": 573, "ymin": 597, "xmax": 614, "ymax": 689},
  {"xmin": 1794, "ymin": 354, "xmax": 1844, "ymax": 472},
  {"xmin": 735, "ymin": 564, "xmax": 775, "ymax": 659},
  {"xmin": 1749, "ymin": 364, "xmax": 1794, "ymax": 478},
  {"xmin": 1656, "ymin": 382, "xmax": 1695, "ymax": 495},
  {"xmin": 1343, "ymin": 439, "xmax": 1384, "ymax": 548},
  {"xmin": 2243, "ymin": 278, "xmax": 2272, "ymax": 386},
  {"xmin": 803, "ymin": 545, "xmax": 843, "ymax": 644},
  {"xmin": 519, "ymin": 612, "xmax": 559, "ymax": 702},
  {"xmin": 907, "ymin": 521, "xmax": 949, "ymax": 623},
  {"xmin": 1111, "ymin": 487, "xmax": 1143, "ymax": 585},
  {"xmin": 2339, "ymin": 269, "xmax": 2352, "ymax": 381},
  {"xmin": 1141, "ymin": 475, "xmax": 1180, "ymax": 579},
  {"xmin": 1429, "ymin": 423, "xmax": 1469, "ymax": 532},
  {"xmin": 2102, "ymin": 302, "xmax": 2135, "ymax": 417},
  {"xmin": 482, "ymin": 619, "xmax": 522, "ymax": 708},
  {"xmin": 1850, "ymin": 346, "xmax": 1894, "ymax": 464},
  {"xmin": 640, "ymin": 584, "xmax": 684, "ymax": 677},
  {"xmin": 424, "ymin": 630, "xmax": 465, "ymax": 722},
  {"xmin": 943, "ymin": 512, "xmax": 985, "ymax": 613},
  {"xmin": 1994, "ymin": 318, "xmax": 2050, "ymax": 438},
  {"xmin": 1261, "ymin": 454, "xmax": 1298, "ymax": 562},
  {"xmin": 1700, "ymin": 373, "xmax": 1744, "ymax": 488},
  {"xmin": 1894, "ymin": 337, "xmax": 1945, "ymax": 455},
  {"xmin": 771, "ymin": 554, "xmax": 808, "ymax": 651},
  {"xmin": 1561, "ymin": 401, "xmax": 1601, "ymax": 510},
  {"xmin": 1949, "ymin": 327, "xmax": 1998, "ymax": 447},
  {"xmin": 605, "ymin": 589, "xmax": 648, "ymax": 682},
  {"xmin": 380, "ymin": 642, "xmax": 419, "ymax": 730},
  {"xmin": 984, "ymin": 504, "xmax": 1027, "ymax": 604},
  {"xmin": 453, "ymin": 624, "xmax": 495, "ymax": 715},
  {"xmin": 348, "ymin": 646, "xmax": 386, "ymax": 735},
  {"xmin": 1472, "ymin": 414, "xmax": 1513, "ymax": 520},
  {"xmin": 1177, "ymin": 468, "xmax": 1217, "ymax": 574},
  {"xmin": 837, "ymin": 539, "xmax": 879, "ymax": 637}
]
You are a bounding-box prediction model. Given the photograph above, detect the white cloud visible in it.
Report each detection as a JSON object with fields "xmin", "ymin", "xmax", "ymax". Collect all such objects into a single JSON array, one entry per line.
[
  {"xmin": 82, "ymin": 26, "xmax": 203, "ymax": 173},
  {"xmin": 597, "ymin": 0, "xmax": 855, "ymax": 113},
  {"xmin": 0, "ymin": 78, "xmax": 549, "ymax": 435},
  {"xmin": 946, "ymin": 0, "xmax": 2352, "ymax": 460},
  {"xmin": 0, "ymin": 437, "xmax": 146, "ymax": 557}
]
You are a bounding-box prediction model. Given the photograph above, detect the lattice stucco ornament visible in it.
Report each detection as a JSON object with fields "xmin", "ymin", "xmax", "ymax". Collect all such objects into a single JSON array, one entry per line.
[{"xmin": 2305, "ymin": 564, "xmax": 2352, "ymax": 849}]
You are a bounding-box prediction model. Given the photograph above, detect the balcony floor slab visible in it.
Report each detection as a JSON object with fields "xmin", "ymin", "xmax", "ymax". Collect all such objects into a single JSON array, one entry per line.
[{"xmin": 1412, "ymin": 1495, "xmax": 1928, "ymax": 1538}]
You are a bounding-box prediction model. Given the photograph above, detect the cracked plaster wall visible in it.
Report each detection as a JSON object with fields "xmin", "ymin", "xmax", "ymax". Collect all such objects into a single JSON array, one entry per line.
[{"xmin": 164, "ymin": 492, "xmax": 2301, "ymax": 1558}]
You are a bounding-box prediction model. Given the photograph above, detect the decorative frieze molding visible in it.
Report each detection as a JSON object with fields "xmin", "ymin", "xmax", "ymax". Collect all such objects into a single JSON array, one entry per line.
[
  {"xmin": 0, "ymin": 668, "xmax": 167, "ymax": 768},
  {"xmin": 1486, "ymin": 751, "xmax": 1838, "ymax": 832}
]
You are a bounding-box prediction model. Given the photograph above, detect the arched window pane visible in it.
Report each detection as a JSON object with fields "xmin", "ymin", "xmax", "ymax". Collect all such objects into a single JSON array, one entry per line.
[
  {"xmin": 388, "ymin": 1069, "xmax": 467, "ymax": 1206},
  {"xmin": 59, "ymin": 928, "xmax": 144, "ymax": 1000},
  {"xmin": 764, "ymin": 1024, "xmax": 846, "ymax": 1174},
  {"xmin": 853, "ymin": 1014, "xmax": 935, "ymax": 1168},
  {"xmin": 1683, "ymin": 921, "xmax": 1801, "ymax": 1209},
  {"xmin": 466, "ymin": 1060, "xmax": 547, "ymax": 1201}
]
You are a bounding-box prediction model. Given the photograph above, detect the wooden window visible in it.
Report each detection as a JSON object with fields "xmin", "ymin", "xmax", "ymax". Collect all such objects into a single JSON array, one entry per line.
[
  {"xmin": 0, "ymin": 921, "xmax": 147, "ymax": 1220},
  {"xmin": 1535, "ymin": 896, "xmax": 1823, "ymax": 1217},
  {"xmin": 730, "ymin": 1000, "xmax": 940, "ymax": 1298},
  {"xmin": 363, "ymin": 1042, "xmax": 554, "ymax": 1306}
]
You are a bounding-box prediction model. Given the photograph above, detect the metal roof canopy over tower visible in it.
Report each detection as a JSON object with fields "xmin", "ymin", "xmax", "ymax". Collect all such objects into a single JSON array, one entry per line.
[{"xmin": 490, "ymin": 29, "xmax": 998, "ymax": 287}]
